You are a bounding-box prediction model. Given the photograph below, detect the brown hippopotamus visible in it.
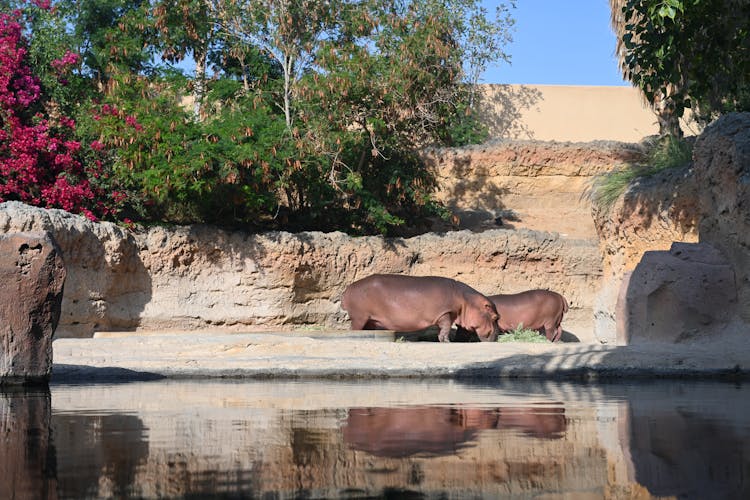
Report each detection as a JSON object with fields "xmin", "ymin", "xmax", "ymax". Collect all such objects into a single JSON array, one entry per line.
[
  {"xmin": 455, "ymin": 289, "xmax": 569, "ymax": 342},
  {"xmin": 341, "ymin": 274, "xmax": 500, "ymax": 342},
  {"xmin": 491, "ymin": 289, "xmax": 569, "ymax": 342}
]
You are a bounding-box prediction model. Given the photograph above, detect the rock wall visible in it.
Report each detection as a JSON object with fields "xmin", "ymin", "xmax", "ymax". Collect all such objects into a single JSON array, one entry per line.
[
  {"xmin": 693, "ymin": 113, "xmax": 750, "ymax": 323},
  {"xmin": 4, "ymin": 118, "xmax": 747, "ymax": 346},
  {"xmin": 594, "ymin": 112, "xmax": 750, "ymax": 344},
  {"xmin": 591, "ymin": 164, "xmax": 699, "ymax": 343},
  {"xmin": 0, "ymin": 202, "xmax": 600, "ymax": 341},
  {"xmin": 0, "ymin": 204, "xmax": 149, "ymax": 338},
  {"xmin": 424, "ymin": 140, "xmax": 643, "ymax": 239}
]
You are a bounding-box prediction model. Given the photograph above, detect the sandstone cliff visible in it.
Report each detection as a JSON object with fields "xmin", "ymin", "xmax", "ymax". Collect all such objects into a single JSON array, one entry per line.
[
  {"xmin": 593, "ymin": 112, "xmax": 750, "ymax": 344},
  {"xmin": 424, "ymin": 139, "xmax": 642, "ymax": 239}
]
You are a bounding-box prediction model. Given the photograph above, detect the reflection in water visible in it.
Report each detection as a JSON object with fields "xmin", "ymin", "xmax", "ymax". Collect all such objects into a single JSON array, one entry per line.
[
  {"xmin": 3, "ymin": 380, "xmax": 750, "ymax": 498},
  {"xmin": 624, "ymin": 384, "xmax": 750, "ymax": 500},
  {"xmin": 342, "ymin": 405, "xmax": 566, "ymax": 457},
  {"xmin": 52, "ymin": 414, "xmax": 148, "ymax": 499},
  {"xmin": 0, "ymin": 388, "xmax": 57, "ymax": 500}
]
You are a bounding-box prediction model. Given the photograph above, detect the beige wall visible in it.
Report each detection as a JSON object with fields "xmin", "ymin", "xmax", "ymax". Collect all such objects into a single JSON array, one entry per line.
[{"xmin": 478, "ymin": 84, "xmax": 698, "ymax": 143}]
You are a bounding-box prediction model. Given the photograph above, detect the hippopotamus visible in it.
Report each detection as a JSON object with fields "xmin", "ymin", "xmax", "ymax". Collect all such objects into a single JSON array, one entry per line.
[
  {"xmin": 490, "ymin": 289, "xmax": 569, "ymax": 342},
  {"xmin": 341, "ymin": 274, "xmax": 500, "ymax": 342},
  {"xmin": 455, "ymin": 289, "xmax": 568, "ymax": 342}
]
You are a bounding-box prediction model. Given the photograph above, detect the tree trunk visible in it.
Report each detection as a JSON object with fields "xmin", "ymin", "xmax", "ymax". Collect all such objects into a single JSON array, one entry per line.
[
  {"xmin": 655, "ymin": 90, "xmax": 684, "ymax": 138},
  {"xmin": 283, "ymin": 53, "xmax": 293, "ymax": 129},
  {"xmin": 193, "ymin": 47, "xmax": 208, "ymax": 119}
]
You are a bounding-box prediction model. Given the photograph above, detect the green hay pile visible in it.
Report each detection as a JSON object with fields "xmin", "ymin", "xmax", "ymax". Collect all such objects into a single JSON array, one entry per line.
[{"xmin": 497, "ymin": 324, "xmax": 550, "ymax": 343}]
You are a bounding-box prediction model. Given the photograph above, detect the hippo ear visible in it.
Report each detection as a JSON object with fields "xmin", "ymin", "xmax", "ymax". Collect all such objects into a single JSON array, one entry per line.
[{"xmin": 485, "ymin": 302, "xmax": 499, "ymax": 319}]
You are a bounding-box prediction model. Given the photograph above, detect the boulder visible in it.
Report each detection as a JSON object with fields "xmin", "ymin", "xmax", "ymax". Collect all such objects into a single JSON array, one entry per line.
[
  {"xmin": 693, "ymin": 112, "xmax": 750, "ymax": 322},
  {"xmin": 593, "ymin": 112, "xmax": 750, "ymax": 343},
  {"xmin": 0, "ymin": 232, "xmax": 66, "ymax": 384},
  {"xmin": 616, "ymin": 242, "xmax": 736, "ymax": 345},
  {"xmin": 0, "ymin": 201, "xmax": 150, "ymax": 338},
  {"xmin": 592, "ymin": 163, "xmax": 699, "ymax": 344}
]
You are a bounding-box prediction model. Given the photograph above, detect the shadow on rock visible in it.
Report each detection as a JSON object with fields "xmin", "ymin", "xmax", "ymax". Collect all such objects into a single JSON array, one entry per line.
[{"xmin": 51, "ymin": 365, "xmax": 166, "ymax": 384}]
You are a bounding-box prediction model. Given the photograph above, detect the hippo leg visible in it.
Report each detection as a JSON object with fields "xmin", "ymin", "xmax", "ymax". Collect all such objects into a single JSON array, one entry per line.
[
  {"xmin": 436, "ymin": 313, "xmax": 454, "ymax": 343},
  {"xmin": 542, "ymin": 323, "xmax": 561, "ymax": 342},
  {"xmin": 349, "ymin": 314, "xmax": 369, "ymax": 330},
  {"xmin": 552, "ymin": 325, "xmax": 563, "ymax": 342}
]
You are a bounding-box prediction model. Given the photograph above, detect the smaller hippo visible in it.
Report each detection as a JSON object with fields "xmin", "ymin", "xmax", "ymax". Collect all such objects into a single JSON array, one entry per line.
[
  {"xmin": 491, "ymin": 289, "xmax": 569, "ymax": 342},
  {"xmin": 341, "ymin": 274, "xmax": 500, "ymax": 342},
  {"xmin": 456, "ymin": 289, "xmax": 569, "ymax": 342}
]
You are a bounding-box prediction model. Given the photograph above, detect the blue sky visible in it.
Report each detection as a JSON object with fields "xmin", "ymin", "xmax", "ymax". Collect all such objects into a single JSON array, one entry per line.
[{"xmin": 480, "ymin": 1, "xmax": 629, "ymax": 86}]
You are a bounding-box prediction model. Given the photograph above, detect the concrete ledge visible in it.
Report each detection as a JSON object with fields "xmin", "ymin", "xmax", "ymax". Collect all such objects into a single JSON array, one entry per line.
[
  {"xmin": 52, "ymin": 332, "xmax": 750, "ymax": 382},
  {"xmin": 93, "ymin": 329, "xmax": 398, "ymax": 342}
]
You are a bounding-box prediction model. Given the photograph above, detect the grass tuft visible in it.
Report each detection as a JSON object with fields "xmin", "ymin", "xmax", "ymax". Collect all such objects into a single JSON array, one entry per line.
[
  {"xmin": 588, "ymin": 135, "xmax": 693, "ymax": 212},
  {"xmin": 497, "ymin": 324, "xmax": 549, "ymax": 343}
]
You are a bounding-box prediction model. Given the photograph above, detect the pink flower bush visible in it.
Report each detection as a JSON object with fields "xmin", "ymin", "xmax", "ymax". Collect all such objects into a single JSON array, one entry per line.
[
  {"xmin": 0, "ymin": 11, "xmax": 112, "ymax": 221},
  {"xmin": 31, "ymin": 0, "xmax": 52, "ymax": 10},
  {"xmin": 51, "ymin": 50, "xmax": 80, "ymax": 72},
  {"xmin": 0, "ymin": 14, "xmax": 40, "ymax": 110}
]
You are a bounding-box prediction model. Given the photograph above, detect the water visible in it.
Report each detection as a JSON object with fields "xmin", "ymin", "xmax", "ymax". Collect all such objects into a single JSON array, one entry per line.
[{"xmin": 3, "ymin": 379, "xmax": 750, "ymax": 499}]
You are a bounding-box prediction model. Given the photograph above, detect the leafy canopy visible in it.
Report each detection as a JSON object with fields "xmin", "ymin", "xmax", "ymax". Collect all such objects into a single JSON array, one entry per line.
[
  {"xmin": 1, "ymin": 0, "xmax": 515, "ymax": 234},
  {"xmin": 618, "ymin": 0, "xmax": 750, "ymax": 135}
]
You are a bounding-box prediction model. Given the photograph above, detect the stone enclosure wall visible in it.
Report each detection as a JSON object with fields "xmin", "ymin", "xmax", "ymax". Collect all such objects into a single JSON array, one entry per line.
[
  {"xmin": 0, "ymin": 203, "xmax": 600, "ymax": 341},
  {"xmin": 593, "ymin": 112, "xmax": 750, "ymax": 345},
  {"xmin": 423, "ymin": 140, "xmax": 643, "ymax": 239}
]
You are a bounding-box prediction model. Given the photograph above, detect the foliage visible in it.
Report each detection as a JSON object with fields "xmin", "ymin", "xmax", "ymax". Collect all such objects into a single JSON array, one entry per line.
[
  {"xmin": 81, "ymin": 74, "xmax": 289, "ymax": 225},
  {"xmin": 275, "ymin": 0, "xmax": 512, "ymax": 233},
  {"xmin": 1, "ymin": 0, "xmax": 515, "ymax": 234},
  {"xmin": 58, "ymin": 0, "xmax": 156, "ymax": 87},
  {"xmin": 588, "ymin": 134, "xmax": 693, "ymax": 211},
  {"xmin": 617, "ymin": 0, "xmax": 750, "ymax": 136},
  {"xmin": 496, "ymin": 323, "xmax": 549, "ymax": 343},
  {"xmin": 153, "ymin": 0, "xmax": 217, "ymax": 113},
  {"xmin": 0, "ymin": 8, "xmax": 118, "ymax": 220}
]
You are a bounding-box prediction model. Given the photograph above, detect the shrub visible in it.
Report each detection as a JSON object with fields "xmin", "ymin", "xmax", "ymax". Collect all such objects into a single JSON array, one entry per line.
[
  {"xmin": 0, "ymin": 10, "xmax": 115, "ymax": 220},
  {"xmin": 588, "ymin": 135, "xmax": 693, "ymax": 212},
  {"xmin": 82, "ymin": 74, "xmax": 292, "ymax": 226}
]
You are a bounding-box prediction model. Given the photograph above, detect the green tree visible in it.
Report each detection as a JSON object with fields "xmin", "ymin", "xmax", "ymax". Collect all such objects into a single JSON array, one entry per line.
[
  {"xmin": 213, "ymin": 0, "xmax": 341, "ymax": 129},
  {"xmin": 83, "ymin": 73, "xmax": 290, "ymax": 225},
  {"xmin": 153, "ymin": 0, "xmax": 218, "ymax": 115},
  {"xmin": 9, "ymin": 0, "xmax": 515, "ymax": 234},
  {"xmin": 211, "ymin": 0, "xmax": 514, "ymax": 233},
  {"xmin": 59, "ymin": 0, "xmax": 155, "ymax": 88},
  {"xmin": 612, "ymin": 0, "xmax": 750, "ymax": 136}
]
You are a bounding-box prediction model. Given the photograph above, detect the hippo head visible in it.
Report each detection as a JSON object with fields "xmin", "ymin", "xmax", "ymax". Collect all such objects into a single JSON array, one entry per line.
[{"xmin": 462, "ymin": 295, "xmax": 500, "ymax": 342}]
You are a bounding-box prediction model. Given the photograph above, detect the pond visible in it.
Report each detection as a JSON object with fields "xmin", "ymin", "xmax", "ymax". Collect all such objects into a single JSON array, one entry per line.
[{"xmin": 3, "ymin": 379, "xmax": 749, "ymax": 499}]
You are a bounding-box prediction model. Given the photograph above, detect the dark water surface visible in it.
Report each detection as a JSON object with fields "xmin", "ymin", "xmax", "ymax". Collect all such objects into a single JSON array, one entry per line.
[{"xmin": 3, "ymin": 379, "xmax": 750, "ymax": 499}]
